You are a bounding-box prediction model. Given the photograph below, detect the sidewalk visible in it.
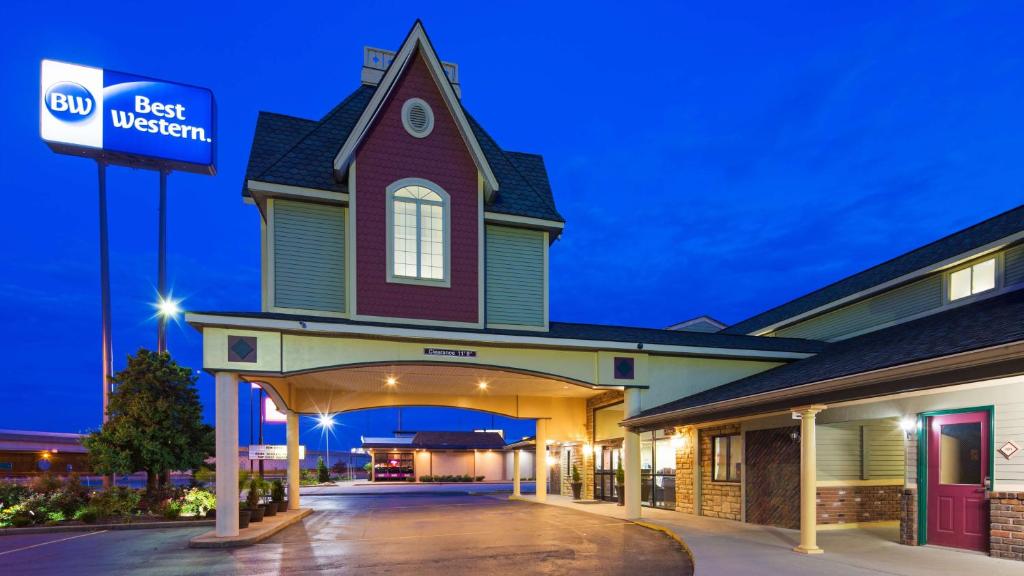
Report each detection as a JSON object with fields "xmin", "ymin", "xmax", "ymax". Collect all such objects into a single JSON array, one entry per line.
[
  {"xmin": 525, "ymin": 495, "xmax": 1022, "ymax": 576},
  {"xmin": 301, "ymin": 480, "xmax": 534, "ymax": 496}
]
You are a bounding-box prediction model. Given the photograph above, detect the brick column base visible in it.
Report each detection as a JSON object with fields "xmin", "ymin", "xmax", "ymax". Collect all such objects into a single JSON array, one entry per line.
[
  {"xmin": 991, "ymin": 491, "xmax": 1024, "ymax": 561},
  {"xmin": 899, "ymin": 488, "xmax": 917, "ymax": 546}
]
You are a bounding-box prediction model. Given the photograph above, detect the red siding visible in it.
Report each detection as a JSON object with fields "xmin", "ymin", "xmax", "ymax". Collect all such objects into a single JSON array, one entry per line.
[{"xmin": 355, "ymin": 51, "xmax": 479, "ymax": 323}]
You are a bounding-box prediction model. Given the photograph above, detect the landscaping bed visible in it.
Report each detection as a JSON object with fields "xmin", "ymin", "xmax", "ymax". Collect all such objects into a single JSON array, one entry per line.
[{"xmin": 0, "ymin": 474, "xmax": 216, "ymax": 531}]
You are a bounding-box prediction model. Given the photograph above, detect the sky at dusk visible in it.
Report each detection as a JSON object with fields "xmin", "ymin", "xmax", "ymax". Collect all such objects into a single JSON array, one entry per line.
[{"xmin": 1, "ymin": 1, "xmax": 1022, "ymax": 452}]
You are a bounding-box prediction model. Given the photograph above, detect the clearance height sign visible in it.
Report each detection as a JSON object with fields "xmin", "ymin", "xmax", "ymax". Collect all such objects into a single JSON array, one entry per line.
[{"xmin": 40, "ymin": 59, "xmax": 215, "ymax": 174}]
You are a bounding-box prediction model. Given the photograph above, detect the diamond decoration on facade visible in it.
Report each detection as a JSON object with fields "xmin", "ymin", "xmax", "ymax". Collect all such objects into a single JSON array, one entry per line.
[
  {"xmin": 998, "ymin": 441, "xmax": 1020, "ymax": 460},
  {"xmin": 613, "ymin": 357, "xmax": 635, "ymax": 380},
  {"xmin": 227, "ymin": 335, "xmax": 257, "ymax": 363}
]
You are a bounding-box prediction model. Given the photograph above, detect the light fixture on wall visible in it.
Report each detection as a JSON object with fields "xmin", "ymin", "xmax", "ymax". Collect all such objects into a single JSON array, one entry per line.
[
  {"xmin": 582, "ymin": 443, "xmax": 593, "ymax": 457},
  {"xmin": 900, "ymin": 416, "xmax": 917, "ymax": 439},
  {"xmin": 546, "ymin": 455, "xmax": 557, "ymax": 467},
  {"xmin": 671, "ymin": 433, "xmax": 686, "ymax": 450},
  {"xmin": 789, "ymin": 430, "xmax": 800, "ymax": 443}
]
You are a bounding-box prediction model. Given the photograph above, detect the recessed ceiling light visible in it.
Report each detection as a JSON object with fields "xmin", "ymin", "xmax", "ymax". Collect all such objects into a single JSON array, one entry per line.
[
  {"xmin": 478, "ymin": 381, "xmax": 488, "ymax": 390},
  {"xmin": 386, "ymin": 376, "xmax": 397, "ymax": 386}
]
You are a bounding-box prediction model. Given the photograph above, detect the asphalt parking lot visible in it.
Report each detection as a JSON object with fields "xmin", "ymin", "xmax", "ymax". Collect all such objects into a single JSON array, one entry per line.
[{"xmin": 0, "ymin": 493, "xmax": 692, "ymax": 575}]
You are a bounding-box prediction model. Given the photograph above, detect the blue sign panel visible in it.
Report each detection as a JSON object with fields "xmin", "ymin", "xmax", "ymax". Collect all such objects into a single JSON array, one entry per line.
[{"xmin": 41, "ymin": 59, "xmax": 216, "ymax": 174}]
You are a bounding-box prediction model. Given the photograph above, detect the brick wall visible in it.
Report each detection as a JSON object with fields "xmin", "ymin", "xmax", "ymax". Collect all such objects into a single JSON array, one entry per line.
[
  {"xmin": 700, "ymin": 424, "xmax": 742, "ymax": 521},
  {"xmin": 584, "ymin": 391, "xmax": 623, "ymax": 500},
  {"xmin": 900, "ymin": 488, "xmax": 917, "ymax": 545},
  {"xmin": 675, "ymin": 426, "xmax": 697, "ymax": 514},
  {"xmin": 817, "ymin": 484, "xmax": 901, "ymax": 525},
  {"xmin": 990, "ymin": 491, "xmax": 1024, "ymax": 561}
]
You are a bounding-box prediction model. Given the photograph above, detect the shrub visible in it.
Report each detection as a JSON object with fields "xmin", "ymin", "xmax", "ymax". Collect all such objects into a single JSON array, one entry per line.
[
  {"xmin": 91, "ymin": 487, "xmax": 141, "ymax": 519},
  {"xmin": 419, "ymin": 475, "xmax": 432, "ymax": 482},
  {"xmin": 160, "ymin": 500, "xmax": 182, "ymax": 520},
  {"xmin": 571, "ymin": 464, "xmax": 581, "ymax": 484},
  {"xmin": 475, "ymin": 476, "xmax": 484, "ymax": 482},
  {"xmin": 46, "ymin": 510, "xmax": 65, "ymax": 525},
  {"xmin": 300, "ymin": 469, "xmax": 319, "ymax": 486},
  {"xmin": 244, "ymin": 479, "xmax": 262, "ymax": 510},
  {"xmin": 317, "ymin": 457, "xmax": 329, "ymax": 483},
  {"xmin": 0, "ymin": 482, "xmax": 30, "ymax": 509},
  {"xmin": 180, "ymin": 487, "xmax": 216, "ymax": 517},
  {"xmin": 74, "ymin": 507, "xmax": 98, "ymax": 524},
  {"xmin": 30, "ymin": 474, "xmax": 62, "ymax": 495},
  {"xmin": 139, "ymin": 485, "xmax": 182, "ymax": 515},
  {"xmin": 194, "ymin": 466, "xmax": 215, "ymax": 486},
  {"xmin": 271, "ymin": 480, "xmax": 285, "ymax": 503}
]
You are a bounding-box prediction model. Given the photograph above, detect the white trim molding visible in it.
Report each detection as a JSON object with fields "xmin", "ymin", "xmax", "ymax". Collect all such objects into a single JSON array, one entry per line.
[
  {"xmin": 247, "ymin": 179, "xmax": 349, "ymax": 206},
  {"xmin": 332, "ymin": 22, "xmax": 499, "ymax": 200},
  {"xmin": 185, "ymin": 312, "xmax": 816, "ymax": 361},
  {"xmin": 484, "ymin": 211, "xmax": 564, "ymax": 233},
  {"xmin": 385, "ymin": 177, "xmax": 451, "ymax": 288}
]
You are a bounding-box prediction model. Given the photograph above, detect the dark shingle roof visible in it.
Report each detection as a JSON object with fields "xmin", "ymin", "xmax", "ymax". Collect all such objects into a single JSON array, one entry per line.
[
  {"xmin": 411, "ymin": 431, "xmax": 506, "ymax": 450},
  {"xmin": 244, "ymin": 86, "xmax": 563, "ymax": 223},
  {"xmin": 187, "ymin": 310, "xmax": 827, "ymax": 356},
  {"xmin": 634, "ymin": 288, "xmax": 1024, "ymax": 420},
  {"xmin": 724, "ymin": 204, "xmax": 1024, "ymax": 335}
]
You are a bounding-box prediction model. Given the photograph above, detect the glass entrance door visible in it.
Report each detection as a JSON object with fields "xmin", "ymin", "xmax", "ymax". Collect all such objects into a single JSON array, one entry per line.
[{"xmin": 594, "ymin": 445, "xmax": 620, "ymax": 502}]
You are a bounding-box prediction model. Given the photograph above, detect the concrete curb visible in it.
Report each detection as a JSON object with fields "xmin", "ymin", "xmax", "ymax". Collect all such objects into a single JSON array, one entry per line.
[
  {"xmin": 0, "ymin": 519, "xmax": 214, "ymax": 537},
  {"xmin": 633, "ymin": 520, "xmax": 697, "ymax": 571},
  {"xmin": 189, "ymin": 508, "xmax": 312, "ymax": 548}
]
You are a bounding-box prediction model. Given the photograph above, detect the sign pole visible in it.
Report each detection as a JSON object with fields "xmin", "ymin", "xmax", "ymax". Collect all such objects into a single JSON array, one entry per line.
[
  {"xmin": 98, "ymin": 159, "xmax": 113, "ymax": 489},
  {"xmin": 156, "ymin": 169, "xmax": 169, "ymax": 353}
]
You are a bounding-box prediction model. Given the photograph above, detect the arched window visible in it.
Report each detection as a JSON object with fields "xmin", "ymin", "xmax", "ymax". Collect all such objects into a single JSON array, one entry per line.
[{"xmin": 386, "ymin": 179, "xmax": 450, "ymax": 285}]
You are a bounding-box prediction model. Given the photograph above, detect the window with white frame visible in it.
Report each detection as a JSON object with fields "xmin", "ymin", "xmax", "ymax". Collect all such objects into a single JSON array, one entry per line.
[
  {"xmin": 949, "ymin": 257, "xmax": 996, "ymax": 301},
  {"xmin": 388, "ymin": 181, "xmax": 448, "ymax": 283}
]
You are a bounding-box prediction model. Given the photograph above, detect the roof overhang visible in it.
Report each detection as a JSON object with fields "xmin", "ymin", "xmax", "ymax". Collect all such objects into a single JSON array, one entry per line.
[
  {"xmin": 186, "ymin": 312, "xmax": 816, "ymax": 362},
  {"xmin": 623, "ymin": 339, "xmax": 1024, "ymax": 430},
  {"xmin": 332, "ymin": 21, "xmax": 500, "ymax": 200}
]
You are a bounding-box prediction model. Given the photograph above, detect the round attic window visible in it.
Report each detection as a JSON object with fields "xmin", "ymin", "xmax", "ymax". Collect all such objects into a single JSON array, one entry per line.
[{"xmin": 401, "ymin": 98, "xmax": 434, "ymax": 138}]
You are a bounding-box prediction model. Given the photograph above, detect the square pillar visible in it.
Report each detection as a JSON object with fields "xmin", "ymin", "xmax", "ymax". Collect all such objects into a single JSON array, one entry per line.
[
  {"xmin": 535, "ymin": 419, "xmax": 548, "ymax": 503},
  {"xmin": 286, "ymin": 410, "xmax": 300, "ymax": 510},
  {"xmin": 512, "ymin": 449, "xmax": 522, "ymax": 497},
  {"xmin": 623, "ymin": 388, "xmax": 642, "ymax": 520},
  {"xmin": 215, "ymin": 372, "xmax": 239, "ymax": 537},
  {"xmin": 794, "ymin": 405, "xmax": 826, "ymax": 554}
]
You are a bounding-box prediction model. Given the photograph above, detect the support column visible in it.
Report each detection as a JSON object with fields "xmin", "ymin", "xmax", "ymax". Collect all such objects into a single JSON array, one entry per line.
[
  {"xmin": 623, "ymin": 388, "xmax": 642, "ymax": 519},
  {"xmin": 535, "ymin": 419, "xmax": 548, "ymax": 503},
  {"xmin": 512, "ymin": 449, "xmax": 522, "ymax": 497},
  {"xmin": 287, "ymin": 410, "xmax": 300, "ymax": 510},
  {"xmin": 794, "ymin": 405, "xmax": 826, "ymax": 554},
  {"xmin": 215, "ymin": 372, "xmax": 239, "ymax": 537}
]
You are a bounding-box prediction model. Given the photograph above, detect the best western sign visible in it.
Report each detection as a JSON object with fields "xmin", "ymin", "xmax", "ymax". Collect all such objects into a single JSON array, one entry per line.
[{"xmin": 40, "ymin": 59, "xmax": 216, "ymax": 174}]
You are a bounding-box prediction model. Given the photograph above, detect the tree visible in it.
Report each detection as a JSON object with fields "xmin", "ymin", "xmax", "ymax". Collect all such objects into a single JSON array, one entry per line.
[
  {"xmin": 83, "ymin": 348, "xmax": 214, "ymax": 491},
  {"xmin": 317, "ymin": 456, "xmax": 329, "ymax": 483}
]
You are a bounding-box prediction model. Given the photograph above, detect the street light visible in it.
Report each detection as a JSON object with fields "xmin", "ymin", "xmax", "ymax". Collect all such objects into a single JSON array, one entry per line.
[
  {"xmin": 314, "ymin": 412, "xmax": 337, "ymax": 474},
  {"xmin": 154, "ymin": 294, "xmax": 182, "ymax": 353}
]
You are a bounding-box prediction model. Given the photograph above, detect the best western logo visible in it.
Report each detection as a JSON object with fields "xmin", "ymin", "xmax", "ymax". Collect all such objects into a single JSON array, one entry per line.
[
  {"xmin": 44, "ymin": 81, "xmax": 95, "ymax": 122},
  {"xmin": 110, "ymin": 96, "xmax": 212, "ymax": 143}
]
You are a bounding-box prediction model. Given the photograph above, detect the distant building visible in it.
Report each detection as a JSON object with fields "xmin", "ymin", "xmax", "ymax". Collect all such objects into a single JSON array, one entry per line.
[
  {"xmin": 0, "ymin": 429, "xmax": 90, "ymax": 476},
  {"xmin": 362, "ymin": 431, "xmax": 533, "ymax": 482}
]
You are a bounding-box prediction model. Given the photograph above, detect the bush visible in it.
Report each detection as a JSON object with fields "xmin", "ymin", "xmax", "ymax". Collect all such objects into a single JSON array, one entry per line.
[
  {"xmin": 2, "ymin": 493, "xmax": 52, "ymax": 526},
  {"xmin": 271, "ymin": 480, "xmax": 285, "ymax": 503},
  {"xmin": 317, "ymin": 457, "xmax": 329, "ymax": 483},
  {"xmin": 75, "ymin": 507, "xmax": 98, "ymax": 524},
  {"xmin": 139, "ymin": 485, "xmax": 182, "ymax": 515},
  {"xmin": 46, "ymin": 510, "xmax": 65, "ymax": 525},
  {"xmin": 180, "ymin": 487, "xmax": 216, "ymax": 517},
  {"xmin": 194, "ymin": 466, "xmax": 215, "ymax": 486},
  {"xmin": 300, "ymin": 469, "xmax": 319, "ymax": 486},
  {"xmin": 475, "ymin": 476, "xmax": 484, "ymax": 482},
  {"xmin": 90, "ymin": 487, "xmax": 141, "ymax": 519},
  {"xmin": 160, "ymin": 500, "xmax": 182, "ymax": 520},
  {"xmin": 244, "ymin": 479, "xmax": 262, "ymax": 510},
  {"xmin": 420, "ymin": 475, "xmax": 433, "ymax": 482},
  {"xmin": 30, "ymin": 474, "xmax": 62, "ymax": 495},
  {"xmin": 0, "ymin": 482, "xmax": 31, "ymax": 509}
]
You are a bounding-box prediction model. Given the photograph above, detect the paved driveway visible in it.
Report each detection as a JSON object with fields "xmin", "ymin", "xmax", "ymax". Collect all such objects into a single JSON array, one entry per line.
[{"xmin": 0, "ymin": 494, "xmax": 691, "ymax": 575}]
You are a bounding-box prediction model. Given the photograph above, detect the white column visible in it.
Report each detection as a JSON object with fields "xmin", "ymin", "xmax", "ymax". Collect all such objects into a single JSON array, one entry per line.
[
  {"xmin": 287, "ymin": 410, "xmax": 300, "ymax": 510},
  {"xmin": 215, "ymin": 372, "xmax": 239, "ymax": 537},
  {"xmin": 512, "ymin": 449, "xmax": 522, "ymax": 497},
  {"xmin": 535, "ymin": 419, "xmax": 548, "ymax": 503},
  {"xmin": 794, "ymin": 405, "xmax": 826, "ymax": 554},
  {"xmin": 623, "ymin": 388, "xmax": 642, "ymax": 520}
]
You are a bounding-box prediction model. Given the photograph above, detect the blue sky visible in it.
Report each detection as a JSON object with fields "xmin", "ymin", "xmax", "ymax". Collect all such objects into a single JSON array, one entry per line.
[{"xmin": 1, "ymin": 1, "xmax": 1021, "ymax": 451}]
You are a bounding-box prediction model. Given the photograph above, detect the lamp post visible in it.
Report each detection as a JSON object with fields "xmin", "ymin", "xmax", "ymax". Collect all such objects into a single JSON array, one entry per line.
[
  {"xmin": 155, "ymin": 296, "xmax": 181, "ymax": 353},
  {"xmin": 315, "ymin": 413, "xmax": 337, "ymax": 478}
]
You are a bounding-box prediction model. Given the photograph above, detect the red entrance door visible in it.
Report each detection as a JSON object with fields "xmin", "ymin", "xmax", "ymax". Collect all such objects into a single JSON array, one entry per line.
[{"xmin": 927, "ymin": 411, "xmax": 989, "ymax": 552}]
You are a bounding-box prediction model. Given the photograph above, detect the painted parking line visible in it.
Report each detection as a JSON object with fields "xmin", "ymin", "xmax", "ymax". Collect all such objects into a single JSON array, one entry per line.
[{"xmin": 0, "ymin": 530, "xmax": 107, "ymax": 557}]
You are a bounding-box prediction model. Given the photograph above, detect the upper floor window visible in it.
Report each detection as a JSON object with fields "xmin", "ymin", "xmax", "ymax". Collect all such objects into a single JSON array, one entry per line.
[
  {"xmin": 949, "ymin": 257, "xmax": 996, "ymax": 301},
  {"xmin": 387, "ymin": 179, "xmax": 450, "ymax": 286}
]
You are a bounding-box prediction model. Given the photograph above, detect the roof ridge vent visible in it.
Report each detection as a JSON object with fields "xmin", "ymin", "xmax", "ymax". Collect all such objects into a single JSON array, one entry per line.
[{"xmin": 362, "ymin": 46, "xmax": 461, "ymax": 98}]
